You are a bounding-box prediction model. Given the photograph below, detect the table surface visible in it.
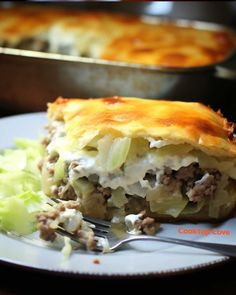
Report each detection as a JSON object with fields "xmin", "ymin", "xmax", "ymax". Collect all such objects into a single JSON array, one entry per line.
[{"xmin": 0, "ymin": 258, "xmax": 236, "ymax": 295}]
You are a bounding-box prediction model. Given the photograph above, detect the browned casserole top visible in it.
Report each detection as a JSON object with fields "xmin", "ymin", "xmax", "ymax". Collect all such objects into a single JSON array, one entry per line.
[
  {"xmin": 0, "ymin": 6, "xmax": 235, "ymax": 68},
  {"xmin": 101, "ymin": 24, "xmax": 235, "ymax": 67},
  {"xmin": 48, "ymin": 97, "xmax": 236, "ymax": 157}
]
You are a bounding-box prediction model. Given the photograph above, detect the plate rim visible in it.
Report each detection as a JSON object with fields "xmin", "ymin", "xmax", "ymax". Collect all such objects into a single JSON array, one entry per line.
[
  {"xmin": 0, "ymin": 254, "xmax": 230, "ymax": 278},
  {"xmin": 0, "ymin": 112, "xmax": 232, "ymax": 277}
]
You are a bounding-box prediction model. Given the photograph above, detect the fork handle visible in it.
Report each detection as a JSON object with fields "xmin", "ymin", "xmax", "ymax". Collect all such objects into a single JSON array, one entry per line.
[{"xmin": 111, "ymin": 235, "xmax": 236, "ymax": 257}]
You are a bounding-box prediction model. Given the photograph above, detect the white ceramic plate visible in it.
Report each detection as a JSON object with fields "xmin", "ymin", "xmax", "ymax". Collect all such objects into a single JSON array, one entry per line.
[{"xmin": 0, "ymin": 113, "xmax": 235, "ymax": 277}]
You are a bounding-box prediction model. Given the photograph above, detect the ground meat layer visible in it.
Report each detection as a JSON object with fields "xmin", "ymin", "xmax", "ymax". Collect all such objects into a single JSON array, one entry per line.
[{"xmin": 159, "ymin": 163, "xmax": 221, "ymax": 202}]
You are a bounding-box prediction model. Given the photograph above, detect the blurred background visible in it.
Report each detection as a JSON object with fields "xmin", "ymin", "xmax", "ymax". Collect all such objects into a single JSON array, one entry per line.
[
  {"xmin": 1, "ymin": 1, "xmax": 236, "ymax": 121},
  {"xmin": 25, "ymin": 1, "xmax": 236, "ymax": 25}
]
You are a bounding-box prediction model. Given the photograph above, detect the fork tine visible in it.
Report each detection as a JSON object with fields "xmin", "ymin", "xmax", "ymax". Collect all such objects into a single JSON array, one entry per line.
[
  {"xmin": 87, "ymin": 222, "xmax": 110, "ymax": 238},
  {"xmin": 55, "ymin": 227, "xmax": 104, "ymax": 252},
  {"xmin": 56, "ymin": 225, "xmax": 107, "ymax": 239},
  {"xmin": 92, "ymin": 231, "xmax": 107, "ymax": 239},
  {"xmin": 50, "ymin": 197, "xmax": 60, "ymax": 204},
  {"xmin": 90, "ymin": 225, "xmax": 109, "ymax": 234},
  {"xmin": 83, "ymin": 216, "xmax": 111, "ymax": 228},
  {"xmin": 56, "ymin": 226, "xmax": 82, "ymax": 244},
  {"xmin": 48, "ymin": 198, "xmax": 111, "ymax": 247}
]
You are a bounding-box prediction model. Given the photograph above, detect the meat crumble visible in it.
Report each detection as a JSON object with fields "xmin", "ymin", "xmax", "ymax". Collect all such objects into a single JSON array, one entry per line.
[
  {"xmin": 37, "ymin": 201, "xmax": 97, "ymax": 250},
  {"xmin": 159, "ymin": 163, "xmax": 222, "ymax": 203}
]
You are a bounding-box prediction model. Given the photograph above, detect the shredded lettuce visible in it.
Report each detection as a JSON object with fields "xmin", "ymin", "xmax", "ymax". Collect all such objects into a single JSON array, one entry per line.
[
  {"xmin": 0, "ymin": 149, "xmax": 27, "ymax": 172},
  {"xmin": 0, "ymin": 197, "xmax": 34, "ymax": 235},
  {"xmin": 14, "ymin": 138, "xmax": 45, "ymax": 175},
  {"xmin": 0, "ymin": 192, "xmax": 42, "ymax": 235},
  {"xmin": 0, "ymin": 138, "xmax": 46, "ymax": 235},
  {"xmin": 0, "ymin": 171, "xmax": 40, "ymax": 198}
]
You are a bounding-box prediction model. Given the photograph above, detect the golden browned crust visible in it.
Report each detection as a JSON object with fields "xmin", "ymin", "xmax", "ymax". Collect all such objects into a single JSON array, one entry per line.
[
  {"xmin": 0, "ymin": 6, "xmax": 61, "ymax": 43},
  {"xmin": 0, "ymin": 6, "xmax": 235, "ymax": 67},
  {"xmin": 101, "ymin": 24, "xmax": 236, "ymax": 68},
  {"xmin": 48, "ymin": 96, "xmax": 236, "ymax": 158}
]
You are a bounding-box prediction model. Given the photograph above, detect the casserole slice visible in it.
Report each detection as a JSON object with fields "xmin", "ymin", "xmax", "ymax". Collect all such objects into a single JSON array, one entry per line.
[{"xmin": 41, "ymin": 96, "xmax": 236, "ymax": 222}]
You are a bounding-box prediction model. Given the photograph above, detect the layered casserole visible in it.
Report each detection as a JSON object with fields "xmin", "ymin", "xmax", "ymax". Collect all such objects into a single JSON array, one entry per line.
[
  {"xmin": 0, "ymin": 5, "xmax": 235, "ymax": 67},
  {"xmin": 41, "ymin": 97, "xmax": 236, "ymax": 223}
]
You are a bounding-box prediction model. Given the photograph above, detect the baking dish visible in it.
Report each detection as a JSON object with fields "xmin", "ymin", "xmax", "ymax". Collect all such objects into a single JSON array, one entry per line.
[{"xmin": 0, "ymin": 10, "xmax": 236, "ymax": 114}]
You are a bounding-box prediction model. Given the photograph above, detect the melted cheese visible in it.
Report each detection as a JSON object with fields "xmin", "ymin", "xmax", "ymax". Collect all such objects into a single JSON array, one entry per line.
[
  {"xmin": 101, "ymin": 24, "xmax": 236, "ymax": 68},
  {"xmin": 0, "ymin": 6, "xmax": 235, "ymax": 67},
  {"xmin": 48, "ymin": 96, "xmax": 236, "ymax": 158}
]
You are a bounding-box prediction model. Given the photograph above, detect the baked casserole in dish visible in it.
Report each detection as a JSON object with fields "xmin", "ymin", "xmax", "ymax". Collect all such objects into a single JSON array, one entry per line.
[{"xmin": 0, "ymin": 5, "xmax": 235, "ymax": 68}]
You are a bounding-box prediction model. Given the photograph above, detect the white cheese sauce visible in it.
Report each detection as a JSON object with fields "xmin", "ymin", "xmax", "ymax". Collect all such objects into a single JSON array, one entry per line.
[{"xmin": 124, "ymin": 213, "xmax": 142, "ymax": 235}]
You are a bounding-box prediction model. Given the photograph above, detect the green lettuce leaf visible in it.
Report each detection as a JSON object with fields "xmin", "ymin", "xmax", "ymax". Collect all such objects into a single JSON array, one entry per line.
[
  {"xmin": 0, "ymin": 192, "xmax": 43, "ymax": 235},
  {"xmin": 0, "ymin": 138, "xmax": 46, "ymax": 235}
]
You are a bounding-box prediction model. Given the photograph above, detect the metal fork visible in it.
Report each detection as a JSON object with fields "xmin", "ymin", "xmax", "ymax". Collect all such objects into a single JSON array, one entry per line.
[{"xmin": 56, "ymin": 216, "xmax": 236, "ymax": 257}]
